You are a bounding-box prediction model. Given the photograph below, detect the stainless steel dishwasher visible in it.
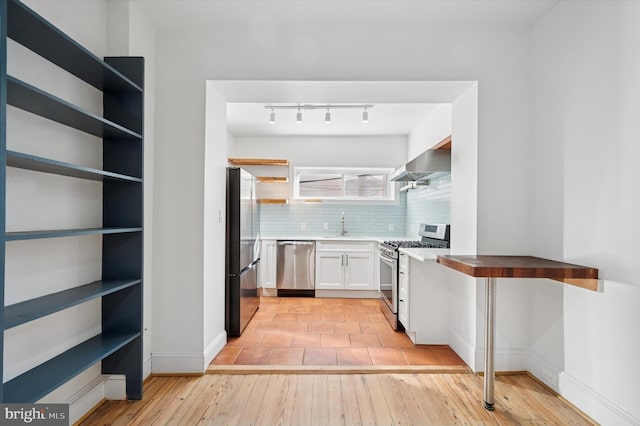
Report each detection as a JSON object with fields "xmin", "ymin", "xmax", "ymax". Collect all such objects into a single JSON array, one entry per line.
[{"xmin": 276, "ymin": 241, "xmax": 315, "ymax": 295}]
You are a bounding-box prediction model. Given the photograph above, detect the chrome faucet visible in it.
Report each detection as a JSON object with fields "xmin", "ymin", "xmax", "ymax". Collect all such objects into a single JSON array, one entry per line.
[{"xmin": 340, "ymin": 211, "xmax": 348, "ymax": 236}]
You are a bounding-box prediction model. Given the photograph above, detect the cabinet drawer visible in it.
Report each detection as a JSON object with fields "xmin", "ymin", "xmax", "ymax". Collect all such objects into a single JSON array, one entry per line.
[
  {"xmin": 316, "ymin": 240, "xmax": 374, "ymax": 252},
  {"xmin": 399, "ymin": 253, "xmax": 409, "ymax": 273}
]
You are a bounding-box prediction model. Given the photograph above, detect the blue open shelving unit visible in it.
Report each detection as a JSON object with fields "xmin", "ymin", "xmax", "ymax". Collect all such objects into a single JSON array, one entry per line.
[{"xmin": 0, "ymin": 0, "xmax": 144, "ymax": 403}]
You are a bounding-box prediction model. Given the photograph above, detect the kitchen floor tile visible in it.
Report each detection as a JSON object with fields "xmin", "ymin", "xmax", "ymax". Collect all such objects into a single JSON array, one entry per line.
[
  {"xmin": 303, "ymin": 348, "xmax": 337, "ymax": 365},
  {"xmin": 320, "ymin": 334, "xmax": 351, "ymax": 348},
  {"xmin": 209, "ymin": 297, "xmax": 468, "ymax": 369},
  {"xmin": 273, "ymin": 313, "xmax": 299, "ymax": 321},
  {"xmin": 234, "ymin": 347, "xmax": 273, "ymax": 365},
  {"xmin": 262, "ymin": 333, "xmax": 292, "ymax": 347},
  {"xmin": 211, "ymin": 346, "xmax": 242, "ymax": 365},
  {"xmin": 401, "ymin": 348, "xmax": 442, "ymax": 365},
  {"xmin": 308, "ymin": 321, "xmax": 335, "ymax": 333},
  {"xmin": 290, "ymin": 333, "xmax": 321, "ymax": 348},
  {"xmin": 337, "ymin": 348, "xmax": 372, "ymax": 366},
  {"xmin": 270, "ymin": 348, "xmax": 304, "ymax": 365},
  {"xmin": 377, "ymin": 332, "xmax": 415, "ymax": 348},
  {"xmin": 368, "ymin": 348, "xmax": 408, "ymax": 365},
  {"xmin": 359, "ymin": 322, "xmax": 392, "ymax": 334},
  {"xmin": 349, "ymin": 333, "xmax": 381, "ymax": 348},
  {"xmin": 333, "ymin": 322, "xmax": 362, "ymax": 334}
]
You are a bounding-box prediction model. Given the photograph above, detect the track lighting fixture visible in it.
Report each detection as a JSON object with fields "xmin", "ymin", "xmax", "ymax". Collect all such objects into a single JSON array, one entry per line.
[{"xmin": 264, "ymin": 104, "xmax": 374, "ymax": 124}]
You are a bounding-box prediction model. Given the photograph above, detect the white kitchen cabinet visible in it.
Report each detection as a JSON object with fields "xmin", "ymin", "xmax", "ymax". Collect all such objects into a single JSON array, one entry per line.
[
  {"xmin": 316, "ymin": 252, "xmax": 344, "ymax": 289},
  {"xmin": 259, "ymin": 239, "xmax": 277, "ymax": 289},
  {"xmin": 398, "ymin": 253, "xmax": 409, "ymax": 329},
  {"xmin": 401, "ymin": 253, "xmax": 449, "ymax": 344},
  {"xmin": 315, "ymin": 241, "xmax": 375, "ymax": 291},
  {"xmin": 343, "ymin": 252, "xmax": 374, "ymax": 290}
]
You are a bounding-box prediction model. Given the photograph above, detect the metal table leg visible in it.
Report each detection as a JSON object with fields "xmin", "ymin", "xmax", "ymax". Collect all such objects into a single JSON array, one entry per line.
[{"xmin": 484, "ymin": 277, "xmax": 496, "ymax": 410}]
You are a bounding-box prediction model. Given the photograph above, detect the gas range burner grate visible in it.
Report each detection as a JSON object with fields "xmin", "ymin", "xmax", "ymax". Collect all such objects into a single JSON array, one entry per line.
[{"xmin": 382, "ymin": 240, "xmax": 448, "ymax": 249}]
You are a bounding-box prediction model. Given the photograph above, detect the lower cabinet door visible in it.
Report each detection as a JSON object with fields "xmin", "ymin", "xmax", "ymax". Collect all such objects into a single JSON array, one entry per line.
[
  {"xmin": 398, "ymin": 269, "xmax": 409, "ymax": 329},
  {"xmin": 315, "ymin": 252, "xmax": 344, "ymax": 289},
  {"xmin": 344, "ymin": 252, "xmax": 374, "ymax": 290}
]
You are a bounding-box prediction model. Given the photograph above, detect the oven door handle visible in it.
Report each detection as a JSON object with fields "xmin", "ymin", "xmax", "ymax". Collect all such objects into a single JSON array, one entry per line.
[{"xmin": 378, "ymin": 252, "xmax": 396, "ymax": 263}]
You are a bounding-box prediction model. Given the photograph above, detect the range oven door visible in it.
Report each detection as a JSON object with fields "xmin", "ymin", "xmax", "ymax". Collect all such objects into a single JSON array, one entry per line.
[{"xmin": 379, "ymin": 251, "xmax": 397, "ymax": 314}]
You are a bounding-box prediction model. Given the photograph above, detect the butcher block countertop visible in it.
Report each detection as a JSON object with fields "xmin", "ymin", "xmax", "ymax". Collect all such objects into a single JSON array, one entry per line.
[{"xmin": 437, "ymin": 255, "xmax": 599, "ymax": 291}]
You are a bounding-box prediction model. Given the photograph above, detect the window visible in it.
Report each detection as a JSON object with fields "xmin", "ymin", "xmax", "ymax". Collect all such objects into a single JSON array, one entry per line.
[{"xmin": 294, "ymin": 167, "xmax": 395, "ymax": 201}]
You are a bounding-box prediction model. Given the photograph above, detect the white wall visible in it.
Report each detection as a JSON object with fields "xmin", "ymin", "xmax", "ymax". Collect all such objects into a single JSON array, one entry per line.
[
  {"xmin": 407, "ymin": 104, "xmax": 452, "ymax": 161},
  {"xmin": 202, "ymin": 84, "xmax": 229, "ymax": 367},
  {"xmin": 230, "ymin": 135, "xmax": 407, "ymax": 168},
  {"xmin": 531, "ymin": 1, "xmax": 640, "ymax": 424},
  {"xmin": 149, "ymin": 11, "xmax": 533, "ymax": 380}
]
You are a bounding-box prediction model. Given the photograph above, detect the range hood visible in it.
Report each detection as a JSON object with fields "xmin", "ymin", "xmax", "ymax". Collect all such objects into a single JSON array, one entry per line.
[{"xmin": 390, "ymin": 149, "xmax": 451, "ymax": 182}]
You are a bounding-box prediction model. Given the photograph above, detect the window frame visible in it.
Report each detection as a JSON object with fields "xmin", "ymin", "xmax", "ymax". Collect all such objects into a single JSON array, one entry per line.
[{"xmin": 293, "ymin": 166, "xmax": 396, "ymax": 203}]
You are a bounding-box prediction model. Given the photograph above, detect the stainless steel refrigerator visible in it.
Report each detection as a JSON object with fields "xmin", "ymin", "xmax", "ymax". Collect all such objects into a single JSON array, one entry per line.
[{"xmin": 225, "ymin": 167, "xmax": 260, "ymax": 336}]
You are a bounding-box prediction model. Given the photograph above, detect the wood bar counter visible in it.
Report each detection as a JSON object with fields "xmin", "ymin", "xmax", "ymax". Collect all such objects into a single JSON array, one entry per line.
[{"xmin": 436, "ymin": 255, "xmax": 598, "ymax": 411}]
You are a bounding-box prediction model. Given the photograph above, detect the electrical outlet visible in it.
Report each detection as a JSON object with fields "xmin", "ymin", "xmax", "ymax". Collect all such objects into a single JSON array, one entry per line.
[
  {"xmin": 388, "ymin": 223, "xmax": 394, "ymax": 232},
  {"xmin": 218, "ymin": 209, "xmax": 224, "ymax": 223},
  {"xmin": 300, "ymin": 222, "xmax": 306, "ymax": 230},
  {"xmin": 323, "ymin": 222, "xmax": 329, "ymax": 230}
]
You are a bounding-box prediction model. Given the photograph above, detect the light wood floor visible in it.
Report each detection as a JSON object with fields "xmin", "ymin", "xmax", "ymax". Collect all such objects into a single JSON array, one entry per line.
[{"xmin": 78, "ymin": 373, "xmax": 595, "ymax": 425}]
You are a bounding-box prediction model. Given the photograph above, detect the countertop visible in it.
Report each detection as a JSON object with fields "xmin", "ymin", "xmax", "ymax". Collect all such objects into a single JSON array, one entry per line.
[
  {"xmin": 437, "ymin": 255, "xmax": 599, "ymax": 291},
  {"xmin": 398, "ymin": 248, "xmax": 450, "ymax": 262},
  {"xmin": 261, "ymin": 236, "xmax": 400, "ymax": 242}
]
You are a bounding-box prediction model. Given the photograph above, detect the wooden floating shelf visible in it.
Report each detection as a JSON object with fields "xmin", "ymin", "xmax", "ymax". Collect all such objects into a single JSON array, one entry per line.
[
  {"xmin": 257, "ymin": 199, "xmax": 289, "ymax": 205},
  {"xmin": 432, "ymin": 135, "xmax": 452, "ymax": 150},
  {"xmin": 256, "ymin": 176, "xmax": 288, "ymax": 183},
  {"xmin": 228, "ymin": 158, "xmax": 289, "ymax": 166}
]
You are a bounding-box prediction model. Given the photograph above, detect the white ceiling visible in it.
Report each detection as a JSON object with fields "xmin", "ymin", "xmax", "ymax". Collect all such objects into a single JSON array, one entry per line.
[
  {"xmin": 133, "ymin": 1, "xmax": 560, "ymax": 31},
  {"xmin": 134, "ymin": 1, "xmax": 559, "ymax": 138},
  {"xmin": 227, "ymin": 103, "xmax": 441, "ymax": 137}
]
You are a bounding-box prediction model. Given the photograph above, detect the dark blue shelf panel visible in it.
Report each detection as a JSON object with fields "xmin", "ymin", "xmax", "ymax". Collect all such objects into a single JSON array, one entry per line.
[
  {"xmin": 7, "ymin": 76, "xmax": 142, "ymax": 140},
  {"xmin": 7, "ymin": 151, "xmax": 143, "ymax": 182},
  {"xmin": 3, "ymin": 332, "xmax": 140, "ymax": 403},
  {"xmin": 4, "ymin": 279, "xmax": 142, "ymax": 330},
  {"xmin": 7, "ymin": 0, "xmax": 142, "ymax": 93},
  {"xmin": 6, "ymin": 227, "xmax": 142, "ymax": 241}
]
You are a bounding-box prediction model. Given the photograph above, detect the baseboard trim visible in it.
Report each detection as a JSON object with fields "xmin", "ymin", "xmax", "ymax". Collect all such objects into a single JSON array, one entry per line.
[
  {"xmin": 448, "ymin": 329, "xmax": 476, "ymax": 372},
  {"xmin": 65, "ymin": 376, "xmax": 105, "ymax": 425},
  {"xmin": 204, "ymin": 330, "xmax": 227, "ymax": 368},
  {"xmin": 559, "ymin": 371, "xmax": 640, "ymax": 426},
  {"xmin": 474, "ymin": 347, "xmax": 528, "ymax": 372},
  {"xmin": 314, "ymin": 289, "xmax": 379, "ymax": 299},
  {"xmin": 151, "ymin": 352, "xmax": 206, "ymax": 374},
  {"xmin": 72, "ymin": 397, "xmax": 105, "ymax": 426}
]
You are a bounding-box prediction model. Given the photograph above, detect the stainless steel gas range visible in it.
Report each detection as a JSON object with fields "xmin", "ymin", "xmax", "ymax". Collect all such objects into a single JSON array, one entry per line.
[{"xmin": 379, "ymin": 223, "xmax": 451, "ymax": 330}]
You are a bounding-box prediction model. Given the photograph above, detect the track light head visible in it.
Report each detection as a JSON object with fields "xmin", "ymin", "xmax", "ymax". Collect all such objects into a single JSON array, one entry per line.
[
  {"xmin": 269, "ymin": 108, "xmax": 276, "ymax": 124},
  {"xmin": 296, "ymin": 107, "xmax": 302, "ymax": 123},
  {"xmin": 362, "ymin": 107, "xmax": 369, "ymax": 123},
  {"xmin": 325, "ymin": 108, "xmax": 331, "ymax": 123}
]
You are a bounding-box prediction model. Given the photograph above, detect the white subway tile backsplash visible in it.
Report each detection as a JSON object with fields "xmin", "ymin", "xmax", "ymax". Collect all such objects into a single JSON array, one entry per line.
[{"xmin": 260, "ymin": 174, "xmax": 451, "ymax": 238}]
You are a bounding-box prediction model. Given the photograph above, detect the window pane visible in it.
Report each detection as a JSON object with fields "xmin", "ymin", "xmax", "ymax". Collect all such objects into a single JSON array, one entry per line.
[
  {"xmin": 299, "ymin": 173, "xmax": 343, "ymax": 197},
  {"xmin": 344, "ymin": 174, "xmax": 387, "ymax": 198}
]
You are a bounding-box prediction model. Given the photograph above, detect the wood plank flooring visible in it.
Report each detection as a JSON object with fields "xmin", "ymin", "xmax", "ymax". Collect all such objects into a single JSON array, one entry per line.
[{"xmin": 78, "ymin": 373, "xmax": 595, "ymax": 425}]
